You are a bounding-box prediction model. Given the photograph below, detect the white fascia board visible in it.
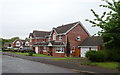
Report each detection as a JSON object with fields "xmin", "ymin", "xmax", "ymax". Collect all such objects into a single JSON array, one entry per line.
[
  {"xmin": 78, "ymin": 46, "xmax": 98, "ymax": 48},
  {"xmin": 64, "ymin": 22, "xmax": 79, "ymax": 35},
  {"xmin": 49, "ymin": 29, "xmax": 58, "ymax": 36}
]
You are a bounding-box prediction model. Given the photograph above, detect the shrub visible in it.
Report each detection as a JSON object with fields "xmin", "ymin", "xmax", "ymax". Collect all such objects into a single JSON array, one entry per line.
[
  {"xmin": 85, "ymin": 50, "xmax": 108, "ymax": 62},
  {"xmin": 105, "ymin": 50, "xmax": 120, "ymax": 62},
  {"xmin": 28, "ymin": 52, "xmax": 33, "ymax": 56}
]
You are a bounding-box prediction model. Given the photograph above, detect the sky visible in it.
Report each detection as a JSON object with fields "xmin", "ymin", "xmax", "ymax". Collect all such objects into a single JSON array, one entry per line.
[{"xmin": 0, "ymin": 0, "xmax": 109, "ymax": 39}]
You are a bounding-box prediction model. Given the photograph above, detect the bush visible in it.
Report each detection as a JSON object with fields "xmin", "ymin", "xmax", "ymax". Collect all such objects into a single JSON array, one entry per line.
[
  {"xmin": 105, "ymin": 50, "xmax": 120, "ymax": 62},
  {"xmin": 86, "ymin": 49, "xmax": 120, "ymax": 62},
  {"xmin": 28, "ymin": 52, "xmax": 33, "ymax": 56},
  {"xmin": 85, "ymin": 50, "xmax": 108, "ymax": 62}
]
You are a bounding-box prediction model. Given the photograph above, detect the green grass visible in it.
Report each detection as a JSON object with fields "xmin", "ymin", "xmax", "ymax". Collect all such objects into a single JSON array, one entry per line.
[
  {"xmin": 80, "ymin": 62, "xmax": 119, "ymax": 69},
  {"xmin": 11, "ymin": 52, "xmax": 52, "ymax": 57},
  {"xmin": 50, "ymin": 57, "xmax": 86, "ymax": 60},
  {"xmin": 14, "ymin": 52, "xmax": 28, "ymax": 55},
  {"xmin": 91, "ymin": 62, "xmax": 119, "ymax": 69},
  {"xmin": 33, "ymin": 54, "xmax": 52, "ymax": 57}
]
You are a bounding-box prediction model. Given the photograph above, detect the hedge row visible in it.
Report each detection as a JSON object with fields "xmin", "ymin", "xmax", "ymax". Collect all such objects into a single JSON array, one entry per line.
[{"xmin": 85, "ymin": 50, "xmax": 120, "ymax": 62}]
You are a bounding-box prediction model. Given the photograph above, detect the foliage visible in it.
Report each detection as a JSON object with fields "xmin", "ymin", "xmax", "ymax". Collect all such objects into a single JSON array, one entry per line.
[
  {"xmin": 105, "ymin": 49, "xmax": 120, "ymax": 62},
  {"xmin": 28, "ymin": 52, "xmax": 33, "ymax": 56},
  {"xmin": 85, "ymin": 50, "xmax": 108, "ymax": 62},
  {"xmin": 86, "ymin": 50, "xmax": 120, "ymax": 62},
  {"xmin": 86, "ymin": 0, "xmax": 120, "ymax": 49},
  {"xmin": 2, "ymin": 37, "xmax": 19, "ymax": 48},
  {"xmin": 66, "ymin": 37, "xmax": 70, "ymax": 57}
]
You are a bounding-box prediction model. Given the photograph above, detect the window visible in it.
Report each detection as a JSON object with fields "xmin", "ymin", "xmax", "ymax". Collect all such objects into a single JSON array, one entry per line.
[
  {"xmin": 25, "ymin": 41, "xmax": 29, "ymax": 46},
  {"xmin": 30, "ymin": 36, "xmax": 32, "ymax": 42},
  {"xmin": 43, "ymin": 46, "xmax": 47, "ymax": 52},
  {"xmin": 56, "ymin": 47, "xmax": 64, "ymax": 53},
  {"xmin": 59, "ymin": 35, "xmax": 62, "ymax": 40},
  {"xmin": 76, "ymin": 36, "xmax": 81, "ymax": 41},
  {"xmin": 53, "ymin": 33, "xmax": 56, "ymax": 40},
  {"xmin": 16, "ymin": 41, "xmax": 20, "ymax": 46}
]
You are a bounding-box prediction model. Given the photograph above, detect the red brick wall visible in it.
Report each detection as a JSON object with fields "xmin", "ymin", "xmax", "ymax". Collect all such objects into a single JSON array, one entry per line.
[
  {"xmin": 66, "ymin": 24, "xmax": 89, "ymax": 50},
  {"xmin": 12, "ymin": 39, "xmax": 23, "ymax": 47}
]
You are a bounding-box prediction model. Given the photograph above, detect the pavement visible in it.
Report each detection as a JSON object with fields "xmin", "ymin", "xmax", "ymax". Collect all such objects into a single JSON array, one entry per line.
[{"xmin": 2, "ymin": 52, "xmax": 119, "ymax": 74}]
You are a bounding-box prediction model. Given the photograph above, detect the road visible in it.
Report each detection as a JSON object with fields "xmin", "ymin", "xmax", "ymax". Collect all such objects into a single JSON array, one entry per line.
[{"xmin": 2, "ymin": 55, "xmax": 77, "ymax": 73}]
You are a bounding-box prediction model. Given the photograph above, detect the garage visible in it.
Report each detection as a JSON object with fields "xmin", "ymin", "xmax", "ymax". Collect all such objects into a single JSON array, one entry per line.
[
  {"xmin": 78, "ymin": 37, "xmax": 103, "ymax": 57},
  {"xmin": 80, "ymin": 47, "xmax": 97, "ymax": 57}
]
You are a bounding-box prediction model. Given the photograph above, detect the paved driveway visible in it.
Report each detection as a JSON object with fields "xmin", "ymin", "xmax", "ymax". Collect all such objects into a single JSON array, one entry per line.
[{"xmin": 2, "ymin": 55, "xmax": 77, "ymax": 73}]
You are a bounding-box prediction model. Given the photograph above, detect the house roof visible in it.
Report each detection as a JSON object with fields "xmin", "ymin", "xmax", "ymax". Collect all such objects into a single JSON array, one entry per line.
[
  {"xmin": 34, "ymin": 41, "xmax": 65, "ymax": 46},
  {"xmin": 29, "ymin": 33, "xmax": 34, "ymax": 38},
  {"xmin": 49, "ymin": 41, "xmax": 65, "ymax": 45},
  {"xmin": 79, "ymin": 37, "xmax": 103, "ymax": 46},
  {"xmin": 53, "ymin": 22, "xmax": 79, "ymax": 34},
  {"xmin": 33, "ymin": 30, "xmax": 50, "ymax": 37}
]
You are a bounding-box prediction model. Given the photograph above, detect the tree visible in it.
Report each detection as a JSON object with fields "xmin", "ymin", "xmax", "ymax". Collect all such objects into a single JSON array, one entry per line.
[
  {"xmin": 66, "ymin": 37, "xmax": 70, "ymax": 57},
  {"xmin": 86, "ymin": 0, "xmax": 120, "ymax": 49}
]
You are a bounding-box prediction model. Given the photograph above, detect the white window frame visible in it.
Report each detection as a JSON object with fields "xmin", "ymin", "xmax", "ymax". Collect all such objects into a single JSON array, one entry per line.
[
  {"xmin": 43, "ymin": 46, "xmax": 47, "ymax": 52},
  {"xmin": 53, "ymin": 33, "xmax": 56, "ymax": 40},
  {"xmin": 56, "ymin": 47, "xmax": 64, "ymax": 53},
  {"xmin": 30, "ymin": 36, "xmax": 32, "ymax": 42},
  {"xmin": 59, "ymin": 35, "xmax": 62, "ymax": 40},
  {"xmin": 77, "ymin": 36, "xmax": 81, "ymax": 41},
  {"xmin": 16, "ymin": 41, "xmax": 20, "ymax": 46},
  {"xmin": 25, "ymin": 41, "xmax": 29, "ymax": 46}
]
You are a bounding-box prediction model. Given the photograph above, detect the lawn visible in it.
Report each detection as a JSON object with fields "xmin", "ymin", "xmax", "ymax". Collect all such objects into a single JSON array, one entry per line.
[
  {"xmin": 90, "ymin": 62, "xmax": 119, "ymax": 69},
  {"xmin": 80, "ymin": 62, "xmax": 119, "ymax": 69},
  {"xmin": 12, "ymin": 52, "xmax": 53, "ymax": 57}
]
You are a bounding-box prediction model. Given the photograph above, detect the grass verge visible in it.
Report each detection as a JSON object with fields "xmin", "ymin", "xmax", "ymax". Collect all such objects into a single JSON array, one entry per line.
[
  {"xmin": 11, "ymin": 52, "xmax": 53, "ymax": 57},
  {"xmin": 80, "ymin": 62, "xmax": 119, "ymax": 69}
]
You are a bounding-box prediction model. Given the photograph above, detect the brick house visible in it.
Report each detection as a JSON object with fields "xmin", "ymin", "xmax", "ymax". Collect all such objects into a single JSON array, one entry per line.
[
  {"xmin": 29, "ymin": 21, "xmax": 90, "ymax": 57},
  {"xmin": 11, "ymin": 39, "xmax": 30, "ymax": 50}
]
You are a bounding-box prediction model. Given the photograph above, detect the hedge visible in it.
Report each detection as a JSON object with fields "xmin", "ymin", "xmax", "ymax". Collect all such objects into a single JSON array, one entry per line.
[{"xmin": 85, "ymin": 50, "xmax": 120, "ymax": 62}]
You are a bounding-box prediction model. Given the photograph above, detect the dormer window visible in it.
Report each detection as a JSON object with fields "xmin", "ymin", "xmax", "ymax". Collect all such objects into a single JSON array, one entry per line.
[
  {"xmin": 76, "ymin": 36, "xmax": 81, "ymax": 41},
  {"xmin": 16, "ymin": 41, "xmax": 20, "ymax": 46},
  {"xmin": 59, "ymin": 35, "xmax": 62, "ymax": 40},
  {"xmin": 53, "ymin": 33, "xmax": 56, "ymax": 40}
]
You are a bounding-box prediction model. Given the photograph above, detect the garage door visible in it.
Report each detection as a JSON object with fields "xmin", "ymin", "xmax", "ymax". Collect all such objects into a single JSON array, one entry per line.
[
  {"xmin": 81, "ymin": 47, "xmax": 98, "ymax": 57},
  {"xmin": 35, "ymin": 47, "xmax": 39, "ymax": 53},
  {"xmin": 81, "ymin": 48, "xmax": 90, "ymax": 57}
]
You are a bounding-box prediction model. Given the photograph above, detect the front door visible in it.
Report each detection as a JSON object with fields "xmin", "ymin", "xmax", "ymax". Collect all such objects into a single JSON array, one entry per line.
[
  {"xmin": 75, "ymin": 48, "xmax": 80, "ymax": 57},
  {"xmin": 35, "ymin": 47, "xmax": 39, "ymax": 53},
  {"xmin": 49, "ymin": 47, "xmax": 53, "ymax": 56}
]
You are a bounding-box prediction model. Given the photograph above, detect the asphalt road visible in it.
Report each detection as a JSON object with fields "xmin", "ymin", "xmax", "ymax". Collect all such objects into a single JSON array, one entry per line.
[{"xmin": 2, "ymin": 55, "xmax": 77, "ymax": 73}]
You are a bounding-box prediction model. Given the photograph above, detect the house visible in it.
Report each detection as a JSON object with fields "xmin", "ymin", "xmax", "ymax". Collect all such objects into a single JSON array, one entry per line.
[
  {"xmin": 29, "ymin": 31, "xmax": 51, "ymax": 52},
  {"xmin": 11, "ymin": 39, "xmax": 30, "ymax": 50},
  {"xmin": 4, "ymin": 42, "xmax": 12, "ymax": 49},
  {"xmin": 78, "ymin": 37, "xmax": 103, "ymax": 57},
  {"xmin": 29, "ymin": 21, "xmax": 90, "ymax": 57}
]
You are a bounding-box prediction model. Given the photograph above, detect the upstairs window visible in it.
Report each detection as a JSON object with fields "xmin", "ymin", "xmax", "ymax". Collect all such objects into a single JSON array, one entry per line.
[
  {"xmin": 59, "ymin": 35, "xmax": 62, "ymax": 40},
  {"xmin": 25, "ymin": 41, "xmax": 29, "ymax": 46},
  {"xmin": 76, "ymin": 36, "xmax": 81, "ymax": 41},
  {"xmin": 53, "ymin": 33, "xmax": 56, "ymax": 40},
  {"xmin": 16, "ymin": 41, "xmax": 20, "ymax": 46}
]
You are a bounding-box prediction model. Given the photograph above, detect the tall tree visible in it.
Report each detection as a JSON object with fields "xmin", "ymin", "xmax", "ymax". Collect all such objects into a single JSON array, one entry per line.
[
  {"xmin": 66, "ymin": 37, "xmax": 70, "ymax": 57},
  {"xmin": 86, "ymin": 0, "xmax": 120, "ymax": 49}
]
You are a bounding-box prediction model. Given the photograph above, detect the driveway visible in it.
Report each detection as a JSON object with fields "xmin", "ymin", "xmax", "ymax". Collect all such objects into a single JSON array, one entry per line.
[{"xmin": 2, "ymin": 55, "xmax": 77, "ymax": 73}]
